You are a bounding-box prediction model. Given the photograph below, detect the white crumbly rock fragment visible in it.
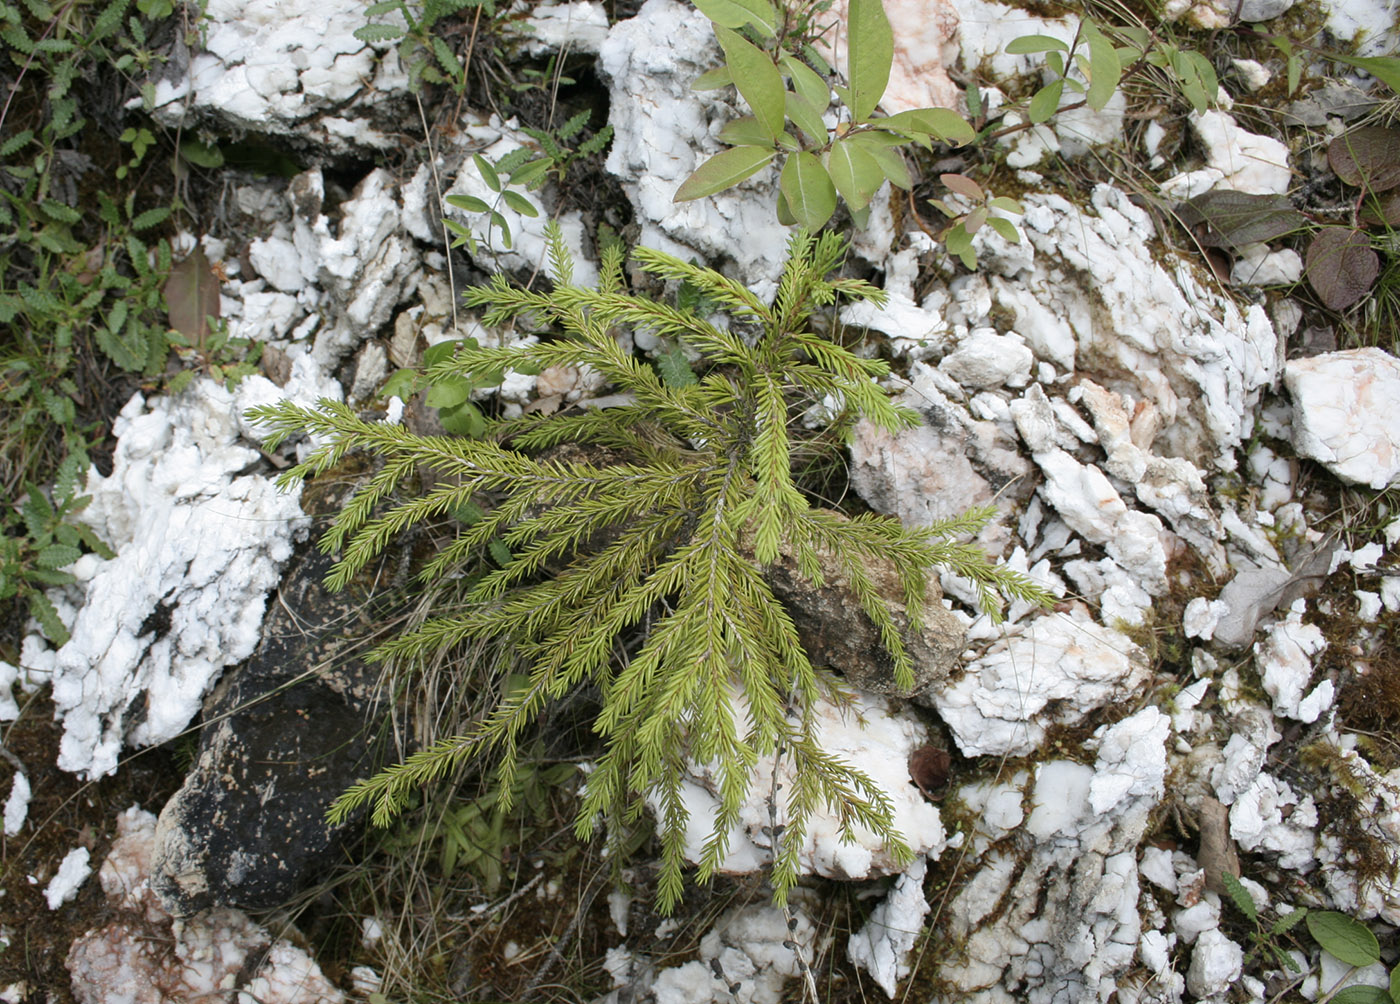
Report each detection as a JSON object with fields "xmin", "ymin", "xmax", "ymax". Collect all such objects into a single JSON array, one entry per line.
[
  {"xmin": 147, "ymin": 0, "xmax": 400, "ymax": 152},
  {"xmin": 848, "ymin": 857, "xmax": 929, "ymax": 997},
  {"xmin": 645, "ymin": 903, "xmax": 815, "ymax": 1004},
  {"xmin": 3, "ymin": 773, "xmax": 29, "ymax": 837},
  {"xmin": 1255, "ymin": 600, "xmax": 1331, "ymax": 723},
  {"xmin": 982, "ymin": 186, "xmax": 1279, "ymax": 468},
  {"xmin": 1064, "ymin": 557, "xmax": 1153, "ymax": 627},
  {"xmin": 1285, "ymin": 348, "xmax": 1400, "ymax": 490},
  {"xmin": 939, "ymin": 713, "xmax": 1166, "ymax": 1002},
  {"xmin": 67, "ymin": 806, "xmax": 343, "ymax": 1004},
  {"xmin": 45, "ymin": 848, "xmax": 91, "ymax": 909},
  {"xmin": 31, "ymin": 380, "xmax": 310, "ymax": 779},
  {"xmin": 662, "ymin": 691, "xmax": 945, "ymax": 879},
  {"xmin": 1230, "ymin": 772, "xmax": 1318, "ymax": 872},
  {"xmin": 1193, "ymin": 111, "xmax": 1291, "ymax": 195},
  {"xmin": 939, "ymin": 329, "xmax": 1034, "ymax": 389},
  {"xmin": 1356, "ymin": 591, "xmax": 1382, "ymax": 621},
  {"xmin": 1139, "ymin": 847, "xmax": 1177, "ymax": 893},
  {"xmin": 598, "ymin": 0, "xmax": 791, "ymax": 285},
  {"xmin": 1325, "ymin": 0, "xmax": 1400, "ymax": 56},
  {"xmin": 1231, "ymin": 244, "xmax": 1303, "ymax": 286},
  {"xmin": 1184, "ymin": 597, "xmax": 1228, "ymax": 640},
  {"xmin": 1087, "ymin": 708, "xmax": 1170, "ymax": 815},
  {"xmin": 1314, "ymin": 751, "xmax": 1400, "ymax": 924},
  {"xmin": 931, "ymin": 607, "xmax": 1149, "ymax": 757},
  {"xmin": 1021, "ymin": 445, "xmax": 1168, "ymax": 594},
  {"xmin": 512, "ymin": 1, "xmax": 611, "ymax": 55},
  {"xmin": 1187, "ymin": 929, "xmax": 1243, "ymax": 998}
]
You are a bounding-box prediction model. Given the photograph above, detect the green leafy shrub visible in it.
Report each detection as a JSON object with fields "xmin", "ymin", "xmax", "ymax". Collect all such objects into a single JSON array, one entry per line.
[{"xmin": 252, "ymin": 226, "xmax": 1047, "ymax": 910}]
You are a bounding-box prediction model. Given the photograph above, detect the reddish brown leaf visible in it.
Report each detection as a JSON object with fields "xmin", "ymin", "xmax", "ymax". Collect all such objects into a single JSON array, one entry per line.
[
  {"xmin": 909, "ymin": 745, "xmax": 951, "ymax": 798},
  {"xmin": 1328, "ymin": 127, "xmax": 1400, "ymax": 193},
  {"xmin": 1306, "ymin": 227, "xmax": 1379, "ymax": 310},
  {"xmin": 1361, "ymin": 189, "xmax": 1400, "ymax": 227},
  {"xmin": 164, "ymin": 247, "xmax": 222, "ymax": 344}
]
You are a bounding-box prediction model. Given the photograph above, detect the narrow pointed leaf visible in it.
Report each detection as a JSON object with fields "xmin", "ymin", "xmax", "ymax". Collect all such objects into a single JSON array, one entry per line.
[
  {"xmin": 825, "ymin": 137, "xmax": 882, "ymax": 211},
  {"xmin": 786, "ymin": 91, "xmax": 829, "ymax": 144},
  {"xmin": 780, "ymin": 53, "xmax": 829, "ymax": 112},
  {"xmin": 446, "ymin": 193, "xmax": 490, "ymax": 213},
  {"xmin": 164, "ymin": 247, "xmax": 221, "ymax": 343},
  {"xmin": 779, "ymin": 153, "xmax": 836, "ymax": 230},
  {"xmin": 715, "ymin": 26, "xmax": 786, "ymax": 141},
  {"xmin": 1028, "ymin": 79, "xmax": 1064, "ymax": 123},
  {"xmin": 1085, "ymin": 30, "xmax": 1122, "ymax": 110},
  {"xmin": 1005, "ymin": 34, "xmax": 1069, "ymax": 54},
  {"xmin": 674, "ymin": 146, "xmax": 776, "ymax": 201},
  {"xmin": 846, "ymin": 0, "xmax": 893, "ymax": 121},
  {"xmin": 878, "ymin": 107, "xmax": 975, "ymax": 145}
]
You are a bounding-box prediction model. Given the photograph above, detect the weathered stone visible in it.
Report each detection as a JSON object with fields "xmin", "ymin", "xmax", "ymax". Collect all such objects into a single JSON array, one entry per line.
[
  {"xmin": 754, "ymin": 512, "xmax": 967, "ymax": 697},
  {"xmin": 149, "ymin": 543, "xmax": 385, "ymax": 915}
]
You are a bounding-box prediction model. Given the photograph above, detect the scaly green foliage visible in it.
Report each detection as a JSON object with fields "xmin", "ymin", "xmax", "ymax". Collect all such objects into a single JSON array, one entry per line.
[{"xmin": 251, "ymin": 226, "xmax": 1047, "ymax": 911}]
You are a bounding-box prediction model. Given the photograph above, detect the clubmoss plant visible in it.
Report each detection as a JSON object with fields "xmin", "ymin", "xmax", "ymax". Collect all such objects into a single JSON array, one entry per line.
[{"xmin": 250, "ymin": 226, "xmax": 1047, "ymax": 910}]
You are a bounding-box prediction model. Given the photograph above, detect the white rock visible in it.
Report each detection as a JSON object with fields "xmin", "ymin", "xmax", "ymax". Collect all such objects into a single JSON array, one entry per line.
[
  {"xmin": 663, "ymin": 691, "xmax": 945, "ymax": 880},
  {"xmin": 1285, "ymin": 348, "xmax": 1400, "ymax": 489},
  {"xmin": 3, "ymin": 773, "xmax": 29, "ymax": 837},
  {"xmin": 1173, "ymin": 900, "xmax": 1221, "ymax": 944},
  {"xmin": 1192, "ymin": 111, "xmax": 1291, "ymax": 194},
  {"xmin": 932, "ymin": 608, "xmax": 1148, "ymax": 757},
  {"xmin": 151, "ymin": 0, "xmax": 394, "ymax": 152},
  {"xmin": 1025, "ymin": 447, "xmax": 1168, "ymax": 594},
  {"xmin": 646, "ymin": 903, "xmax": 814, "ymax": 1004},
  {"xmin": 598, "ymin": 0, "xmax": 791, "ymax": 285},
  {"xmin": 848, "ymin": 858, "xmax": 929, "ymax": 997},
  {"xmin": 1255, "ymin": 600, "xmax": 1331, "ymax": 722},
  {"xmin": 1065, "ymin": 557, "xmax": 1153, "ymax": 627},
  {"xmin": 35, "ymin": 381, "xmax": 310, "ymax": 778},
  {"xmin": 940, "ymin": 330, "xmax": 1034, "ymax": 389},
  {"xmin": 45, "ymin": 847, "xmax": 90, "ymax": 910},
  {"xmin": 983, "ymin": 187, "xmax": 1280, "ymax": 468},
  {"xmin": 68, "ymin": 807, "xmax": 344, "ymax": 1003},
  {"xmin": 1088, "ymin": 708, "xmax": 1170, "ymax": 815},
  {"xmin": 513, "ymin": 1, "xmax": 611, "ymax": 55},
  {"xmin": 1231, "ymin": 244, "xmax": 1302, "ymax": 286},
  {"xmin": 1184, "ymin": 597, "xmax": 1228, "ymax": 640},
  {"xmin": 1139, "ymin": 847, "xmax": 1177, "ymax": 893},
  {"xmin": 1230, "ymin": 772, "xmax": 1318, "ymax": 872},
  {"xmin": 1186, "ymin": 929, "xmax": 1243, "ymax": 998}
]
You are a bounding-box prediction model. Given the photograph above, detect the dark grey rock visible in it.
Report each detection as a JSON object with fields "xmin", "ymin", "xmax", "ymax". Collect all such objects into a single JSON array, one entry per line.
[
  {"xmin": 753, "ymin": 512, "xmax": 967, "ymax": 698},
  {"xmin": 150, "ymin": 543, "xmax": 387, "ymax": 915}
]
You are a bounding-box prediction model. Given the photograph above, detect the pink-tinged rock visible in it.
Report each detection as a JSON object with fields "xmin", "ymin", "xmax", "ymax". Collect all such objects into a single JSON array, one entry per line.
[
  {"xmin": 1285, "ymin": 348, "xmax": 1400, "ymax": 490},
  {"xmin": 814, "ymin": 0, "xmax": 961, "ymax": 114}
]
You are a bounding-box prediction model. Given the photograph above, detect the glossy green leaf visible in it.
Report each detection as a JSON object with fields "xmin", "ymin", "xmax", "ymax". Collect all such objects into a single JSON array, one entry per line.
[
  {"xmin": 1306, "ymin": 911, "xmax": 1382, "ymax": 967},
  {"xmin": 1331, "ymin": 988, "xmax": 1389, "ymax": 1004},
  {"xmin": 693, "ymin": 65, "xmax": 733, "ymax": 90},
  {"xmin": 426, "ymin": 377, "xmax": 474, "ymax": 410},
  {"xmin": 715, "ymin": 26, "xmax": 786, "ymax": 141},
  {"xmin": 674, "ymin": 146, "xmax": 776, "ymax": 201},
  {"xmin": 474, "ymin": 153, "xmax": 501, "ymax": 193},
  {"xmin": 779, "ymin": 152, "xmax": 836, "ymax": 231},
  {"xmin": 786, "ymin": 91, "xmax": 829, "ymax": 144},
  {"xmin": 446, "ymin": 193, "xmax": 490, "ymax": 213},
  {"xmin": 1327, "ymin": 54, "xmax": 1400, "ymax": 94},
  {"xmin": 692, "ymin": 0, "xmax": 776, "ymax": 34},
  {"xmin": 1028, "ymin": 79, "xmax": 1064, "ymax": 123},
  {"xmin": 848, "ymin": 132, "xmax": 911, "ymax": 189},
  {"xmin": 1085, "ymin": 27, "xmax": 1121, "ymax": 110},
  {"xmin": 508, "ymin": 159, "xmax": 552, "ymax": 189},
  {"xmin": 718, "ymin": 116, "xmax": 780, "ymax": 148},
  {"xmin": 846, "ymin": 0, "xmax": 893, "ymax": 122},
  {"xmin": 1389, "ymin": 962, "xmax": 1400, "ymax": 1004},
  {"xmin": 1005, "ymin": 34, "xmax": 1069, "ymax": 54},
  {"xmin": 502, "ymin": 190, "xmax": 540, "ymax": 217},
  {"xmin": 825, "ymin": 137, "xmax": 883, "ymax": 212},
  {"xmin": 775, "ymin": 188, "xmax": 796, "ymax": 226},
  {"xmin": 878, "ymin": 107, "xmax": 975, "ymax": 145},
  {"xmin": 987, "ymin": 216, "xmax": 1021, "ymax": 242},
  {"xmin": 780, "ymin": 54, "xmax": 829, "ymax": 112}
]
